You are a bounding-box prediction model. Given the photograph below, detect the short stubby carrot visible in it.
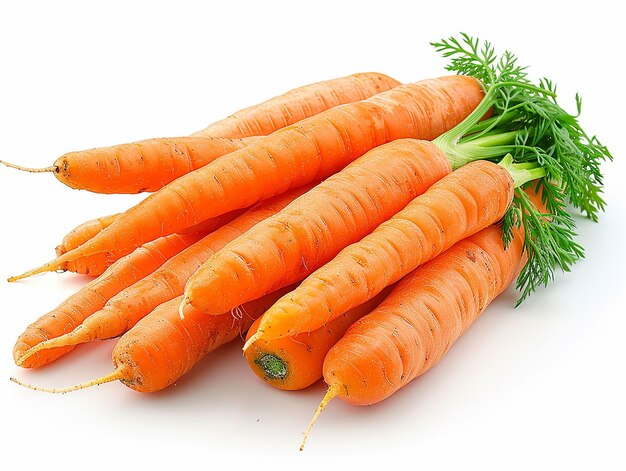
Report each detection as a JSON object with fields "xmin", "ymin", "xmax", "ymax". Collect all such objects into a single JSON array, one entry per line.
[
  {"xmin": 299, "ymin": 224, "xmax": 525, "ymax": 449},
  {"xmin": 184, "ymin": 139, "xmax": 452, "ymax": 315},
  {"xmin": 14, "ymin": 186, "xmax": 313, "ymax": 367},
  {"xmin": 13, "ymin": 229, "xmax": 218, "ymax": 368},
  {"xmin": 192, "ymin": 72, "xmax": 401, "ymax": 139},
  {"xmin": 11, "ymin": 287, "xmax": 293, "ymax": 394},
  {"xmin": 244, "ymin": 287, "xmax": 392, "ymax": 391},
  {"xmin": 18, "ymin": 75, "xmax": 483, "ymax": 279},
  {"xmin": 1, "ymin": 136, "xmax": 256, "ymax": 194},
  {"xmin": 250, "ymin": 160, "xmax": 514, "ymax": 344}
]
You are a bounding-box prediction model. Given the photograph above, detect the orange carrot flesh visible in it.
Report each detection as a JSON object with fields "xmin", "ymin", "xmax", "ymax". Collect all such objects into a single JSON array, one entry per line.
[
  {"xmin": 244, "ymin": 287, "xmax": 392, "ymax": 391},
  {"xmin": 13, "ymin": 229, "xmax": 217, "ymax": 368},
  {"xmin": 55, "ymin": 213, "xmax": 119, "ymax": 258},
  {"xmin": 252, "ymin": 160, "xmax": 514, "ymax": 343},
  {"xmin": 192, "ymin": 72, "xmax": 401, "ymax": 139},
  {"xmin": 28, "ymin": 76, "xmax": 483, "ymax": 277},
  {"xmin": 322, "ymin": 224, "xmax": 524, "ymax": 407},
  {"xmin": 14, "ymin": 186, "xmax": 313, "ymax": 367},
  {"xmin": 185, "ymin": 139, "xmax": 452, "ymax": 315}
]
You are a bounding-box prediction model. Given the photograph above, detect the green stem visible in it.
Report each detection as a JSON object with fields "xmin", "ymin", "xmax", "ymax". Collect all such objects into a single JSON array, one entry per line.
[{"xmin": 498, "ymin": 154, "xmax": 547, "ymax": 187}]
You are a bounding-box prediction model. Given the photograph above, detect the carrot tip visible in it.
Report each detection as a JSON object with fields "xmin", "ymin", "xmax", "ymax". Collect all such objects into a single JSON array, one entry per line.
[
  {"xmin": 243, "ymin": 332, "xmax": 262, "ymax": 353},
  {"xmin": 178, "ymin": 296, "xmax": 191, "ymax": 320},
  {"xmin": 0, "ymin": 160, "xmax": 57, "ymax": 173},
  {"xmin": 299, "ymin": 383, "xmax": 339, "ymax": 451},
  {"xmin": 10, "ymin": 368, "xmax": 126, "ymax": 394},
  {"xmin": 8, "ymin": 260, "xmax": 61, "ymax": 282}
]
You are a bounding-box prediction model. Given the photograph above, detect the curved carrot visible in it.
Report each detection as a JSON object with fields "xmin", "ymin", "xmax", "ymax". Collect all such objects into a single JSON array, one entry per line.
[
  {"xmin": 192, "ymin": 72, "xmax": 401, "ymax": 138},
  {"xmin": 12, "ymin": 288, "xmax": 293, "ymax": 394},
  {"xmin": 0, "ymin": 136, "xmax": 256, "ymax": 194},
  {"xmin": 184, "ymin": 139, "xmax": 452, "ymax": 315},
  {"xmin": 249, "ymin": 160, "xmax": 514, "ymax": 345},
  {"xmin": 15, "ymin": 76, "xmax": 483, "ymax": 280},
  {"xmin": 244, "ymin": 287, "xmax": 392, "ymax": 391},
  {"xmin": 55, "ymin": 213, "xmax": 119, "ymax": 258},
  {"xmin": 13, "ymin": 228, "xmax": 221, "ymax": 368},
  {"xmin": 15, "ymin": 186, "xmax": 312, "ymax": 366},
  {"xmin": 300, "ymin": 224, "xmax": 525, "ymax": 449}
]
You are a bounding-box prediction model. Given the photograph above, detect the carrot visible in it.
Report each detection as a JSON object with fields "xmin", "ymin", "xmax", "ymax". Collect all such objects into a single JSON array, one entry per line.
[
  {"xmin": 15, "ymin": 186, "xmax": 312, "ymax": 367},
  {"xmin": 244, "ymin": 287, "xmax": 392, "ymax": 391},
  {"xmin": 246, "ymin": 160, "xmax": 516, "ymax": 346},
  {"xmin": 0, "ymin": 136, "xmax": 257, "ymax": 194},
  {"xmin": 183, "ymin": 139, "xmax": 453, "ymax": 316},
  {"xmin": 55, "ymin": 213, "xmax": 119, "ymax": 258},
  {"xmin": 13, "ymin": 75, "xmax": 483, "ymax": 281},
  {"xmin": 11, "ymin": 287, "xmax": 293, "ymax": 394},
  {"xmin": 13, "ymin": 227, "xmax": 223, "ymax": 368},
  {"xmin": 192, "ymin": 72, "xmax": 401, "ymax": 138},
  {"xmin": 300, "ymin": 224, "xmax": 525, "ymax": 449}
]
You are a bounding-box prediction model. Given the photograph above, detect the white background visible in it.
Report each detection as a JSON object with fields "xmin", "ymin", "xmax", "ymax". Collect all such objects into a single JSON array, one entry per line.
[{"xmin": 0, "ymin": 1, "xmax": 624, "ymax": 470}]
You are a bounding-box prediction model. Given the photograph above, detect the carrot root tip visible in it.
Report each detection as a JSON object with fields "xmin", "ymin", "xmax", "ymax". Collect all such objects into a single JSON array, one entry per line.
[
  {"xmin": 0, "ymin": 160, "xmax": 57, "ymax": 173},
  {"xmin": 300, "ymin": 383, "xmax": 340, "ymax": 451},
  {"xmin": 10, "ymin": 368, "xmax": 126, "ymax": 394}
]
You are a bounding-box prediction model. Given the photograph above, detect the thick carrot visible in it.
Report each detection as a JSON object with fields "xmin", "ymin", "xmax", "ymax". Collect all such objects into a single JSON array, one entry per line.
[
  {"xmin": 244, "ymin": 287, "xmax": 392, "ymax": 391},
  {"xmin": 184, "ymin": 139, "xmax": 452, "ymax": 315},
  {"xmin": 192, "ymin": 72, "xmax": 401, "ymax": 138},
  {"xmin": 13, "ymin": 227, "xmax": 223, "ymax": 368},
  {"xmin": 300, "ymin": 224, "xmax": 525, "ymax": 449},
  {"xmin": 248, "ymin": 160, "xmax": 514, "ymax": 346},
  {"xmin": 15, "ymin": 186, "xmax": 312, "ymax": 366},
  {"xmin": 0, "ymin": 136, "xmax": 256, "ymax": 194},
  {"xmin": 15, "ymin": 76, "xmax": 483, "ymax": 280},
  {"xmin": 11, "ymin": 287, "xmax": 293, "ymax": 394}
]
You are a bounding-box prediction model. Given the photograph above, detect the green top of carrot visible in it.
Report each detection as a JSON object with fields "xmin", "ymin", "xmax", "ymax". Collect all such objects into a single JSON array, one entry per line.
[{"xmin": 431, "ymin": 33, "xmax": 612, "ymax": 304}]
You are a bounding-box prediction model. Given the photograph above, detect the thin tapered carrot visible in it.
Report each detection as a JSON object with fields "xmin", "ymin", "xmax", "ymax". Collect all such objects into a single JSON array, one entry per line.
[
  {"xmin": 12, "ymin": 226, "xmax": 224, "ymax": 368},
  {"xmin": 11, "ymin": 287, "xmax": 293, "ymax": 394},
  {"xmin": 15, "ymin": 186, "xmax": 312, "ymax": 367},
  {"xmin": 14, "ymin": 76, "xmax": 483, "ymax": 280},
  {"xmin": 55, "ymin": 213, "xmax": 119, "ymax": 276},
  {"xmin": 300, "ymin": 224, "xmax": 525, "ymax": 449},
  {"xmin": 244, "ymin": 286, "xmax": 392, "ymax": 391},
  {"xmin": 0, "ymin": 136, "xmax": 256, "ymax": 194},
  {"xmin": 192, "ymin": 72, "xmax": 401, "ymax": 138},
  {"xmin": 247, "ymin": 160, "xmax": 515, "ymax": 346},
  {"xmin": 183, "ymin": 139, "xmax": 452, "ymax": 316}
]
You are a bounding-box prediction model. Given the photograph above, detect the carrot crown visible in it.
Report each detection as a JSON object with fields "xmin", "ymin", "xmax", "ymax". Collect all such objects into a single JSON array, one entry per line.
[{"xmin": 431, "ymin": 34, "xmax": 612, "ymax": 304}]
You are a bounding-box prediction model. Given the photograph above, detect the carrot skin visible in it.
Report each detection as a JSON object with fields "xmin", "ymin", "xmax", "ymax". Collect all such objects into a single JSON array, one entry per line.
[
  {"xmin": 185, "ymin": 139, "xmax": 452, "ymax": 315},
  {"xmin": 257, "ymin": 159, "xmax": 514, "ymax": 340},
  {"xmin": 323, "ymin": 224, "xmax": 524, "ymax": 406},
  {"xmin": 244, "ymin": 287, "xmax": 392, "ymax": 391},
  {"xmin": 192, "ymin": 72, "xmax": 401, "ymax": 139},
  {"xmin": 48, "ymin": 76, "xmax": 483, "ymax": 268},
  {"xmin": 53, "ymin": 136, "xmax": 255, "ymax": 194}
]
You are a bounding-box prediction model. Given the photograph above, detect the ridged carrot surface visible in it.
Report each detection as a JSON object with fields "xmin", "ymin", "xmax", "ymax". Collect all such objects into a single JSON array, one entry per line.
[
  {"xmin": 13, "ymin": 229, "xmax": 217, "ymax": 368},
  {"xmin": 254, "ymin": 160, "xmax": 514, "ymax": 342},
  {"xmin": 322, "ymin": 224, "xmax": 524, "ymax": 406},
  {"xmin": 14, "ymin": 186, "xmax": 312, "ymax": 367},
  {"xmin": 185, "ymin": 139, "xmax": 452, "ymax": 315},
  {"xmin": 26, "ymin": 75, "xmax": 482, "ymax": 277},
  {"xmin": 192, "ymin": 72, "xmax": 401, "ymax": 138}
]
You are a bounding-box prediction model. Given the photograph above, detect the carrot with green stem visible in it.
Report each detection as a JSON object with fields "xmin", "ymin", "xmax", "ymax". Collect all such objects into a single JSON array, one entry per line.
[
  {"xmin": 11, "ymin": 287, "xmax": 293, "ymax": 394},
  {"xmin": 15, "ymin": 186, "xmax": 311, "ymax": 367},
  {"xmin": 191, "ymin": 72, "xmax": 401, "ymax": 138},
  {"xmin": 300, "ymin": 223, "xmax": 525, "ymax": 449},
  {"xmin": 245, "ymin": 34, "xmax": 611, "ymax": 348},
  {"xmin": 10, "ymin": 75, "xmax": 483, "ymax": 281},
  {"xmin": 244, "ymin": 287, "xmax": 392, "ymax": 391}
]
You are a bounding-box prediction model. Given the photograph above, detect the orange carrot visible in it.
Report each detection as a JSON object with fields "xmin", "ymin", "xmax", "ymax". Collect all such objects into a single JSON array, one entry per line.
[
  {"xmin": 12, "ymin": 226, "xmax": 224, "ymax": 368},
  {"xmin": 248, "ymin": 160, "xmax": 514, "ymax": 346},
  {"xmin": 244, "ymin": 287, "xmax": 392, "ymax": 391},
  {"xmin": 0, "ymin": 136, "xmax": 256, "ymax": 194},
  {"xmin": 55, "ymin": 213, "xmax": 119, "ymax": 258},
  {"xmin": 184, "ymin": 139, "xmax": 452, "ymax": 315},
  {"xmin": 192, "ymin": 72, "xmax": 401, "ymax": 138},
  {"xmin": 300, "ymin": 224, "xmax": 525, "ymax": 449},
  {"xmin": 14, "ymin": 76, "xmax": 483, "ymax": 280},
  {"xmin": 15, "ymin": 186, "xmax": 312, "ymax": 367},
  {"xmin": 11, "ymin": 287, "xmax": 292, "ymax": 394}
]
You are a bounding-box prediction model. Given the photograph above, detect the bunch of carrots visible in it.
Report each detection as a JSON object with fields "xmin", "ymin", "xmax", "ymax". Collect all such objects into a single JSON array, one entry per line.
[{"xmin": 3, "ymin": 34, "xmax": 610, "ymax": 449}]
